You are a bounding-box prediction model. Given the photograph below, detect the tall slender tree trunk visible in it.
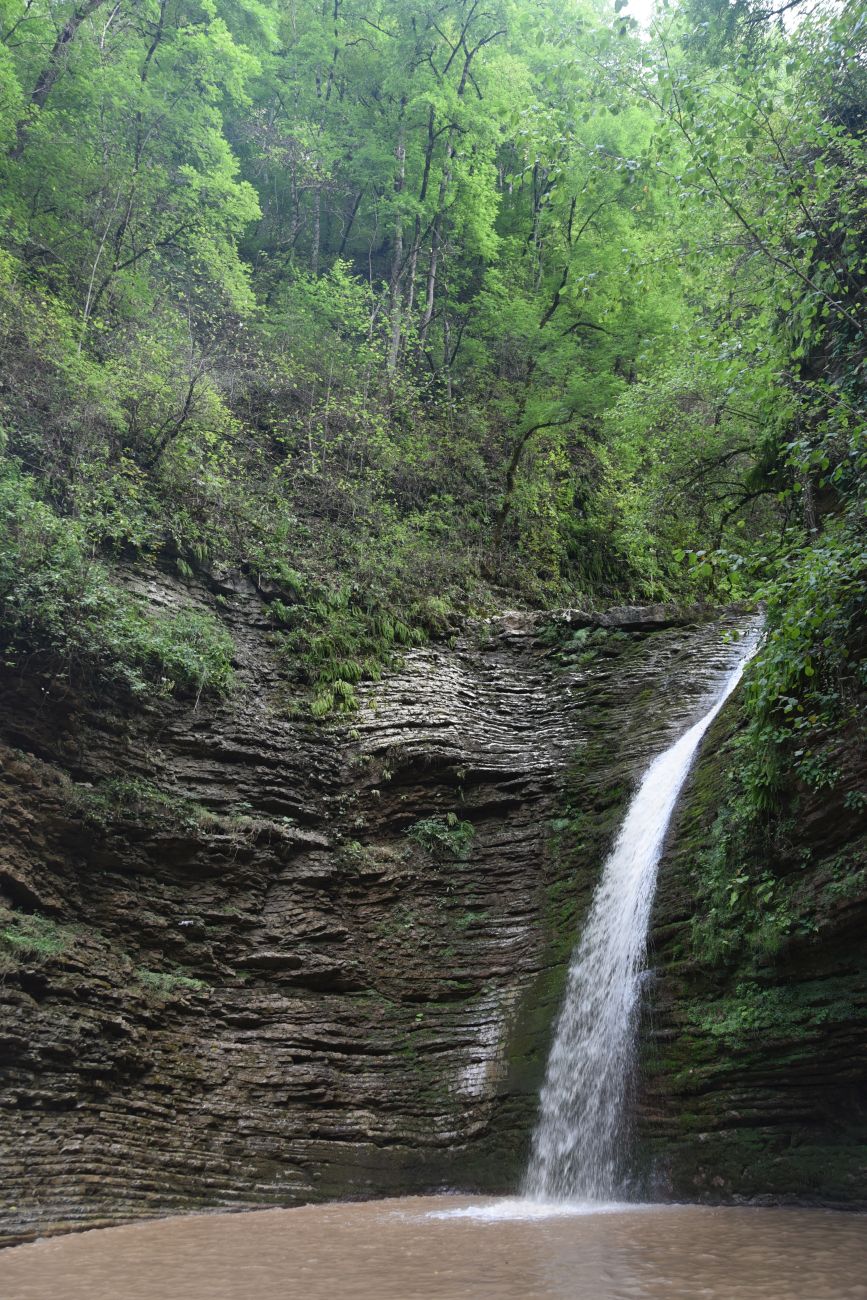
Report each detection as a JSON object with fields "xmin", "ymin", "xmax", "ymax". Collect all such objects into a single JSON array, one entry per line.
[
  {"xmin": 387, "ymin": 118, "xmax": 406, "ymax": 373},
  {"xmin": 337, "ymin": 188, "xmax": 363, "ymax": 257},
  {"xmin": 418, "ymin": 41, "xmax": 481, "ymax": 346},
  {"xmin": 10, "ymin": 0, "xmax": 111, "ymax": 159},
  {"xmin": 311, "ymin": 187, "xmax": 321, "ymax": 276},
  {"xmin": 418, "ymin": 157, "xmax": 452, "ymax": 344},
  {"xmin": 406, "ymin": 106, "xmax": 437, "ymax": 320},
  {"xmin": 443, "ymin": 307, "xmax": 453, "ymax": 401}
]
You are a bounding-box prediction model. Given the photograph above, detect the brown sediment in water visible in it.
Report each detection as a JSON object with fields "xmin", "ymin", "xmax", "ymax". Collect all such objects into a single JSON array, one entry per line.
[{"xmin": 0, "ymin": 1196, "xmax": 865, "ymax": 1300}]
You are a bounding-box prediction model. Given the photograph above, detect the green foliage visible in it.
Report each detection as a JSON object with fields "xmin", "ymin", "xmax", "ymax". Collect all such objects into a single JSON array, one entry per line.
[
  {"xmin": 0, "ymin": 910, "xmax": 73, "ymax": 966},
  {"xmin": 744, "ymin": 520, "xmax": 866, "ymax": 752},
  {"xmin": 713, "ymin": 514, "xmax": 867, "ymax": 820},
  {"xmin": 0, "ymin": 0, "xmax": 862, "ymax": 733},
  {"xmin": 137, "ymin": 607, "xmax": 236, "ymax": 699},
  {"xmin": 540, "ymin": 622, "xmax": 632, "ymax": 669},
  {"xmin": 66, "ymin": 777, "xmax": 219, "ymax": 832},
  {"xmin": 0, "ymin": 467, "xmax": 235, "ymax": 698},
  {"xmin": 135, "ymin": 967, "xmax": 209, "ymax": 996},
  {"xmin": 406, "ymin": 813, "xmax": 476, "ymax": 861},
  {"xmin": 274, "ymin": 585, "xmax": 426, "ymax": 715},
  {"xmin": 689, "ymin": 791, "xmax": 803, "ymax": 963},
  {"xmin": 687, "ymin": 979, "xmax": 861, "ymax": 1051},
  {"xmin": 687, "ymin": 725, "xmax": 864, "ymax": 972}
]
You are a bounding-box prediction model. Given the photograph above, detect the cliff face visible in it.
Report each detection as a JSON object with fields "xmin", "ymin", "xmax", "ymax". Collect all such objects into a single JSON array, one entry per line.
[
  {"xmin": 637, "ymin": 709, "xmax": 867, "ymax": 1206},
  {"xmin": 0, "ymin": 569, "xmax": 747, "ymax": 1245}
]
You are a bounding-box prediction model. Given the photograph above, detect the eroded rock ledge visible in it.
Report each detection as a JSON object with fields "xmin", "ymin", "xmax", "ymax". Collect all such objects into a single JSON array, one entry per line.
[{"xmin": 0, "ymin": 576, "xmax": 751, "ymax": 1244}]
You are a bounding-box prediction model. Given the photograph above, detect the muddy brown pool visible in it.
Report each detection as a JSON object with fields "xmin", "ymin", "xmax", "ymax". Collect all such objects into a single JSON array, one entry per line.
[{"xmin": 1, "ymin": 1196, "xmax": 865, "ymax": 1300}]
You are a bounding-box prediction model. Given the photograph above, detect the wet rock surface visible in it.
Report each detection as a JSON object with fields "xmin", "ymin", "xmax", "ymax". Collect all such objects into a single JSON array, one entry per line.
[
  {"xmin": 0, "ymin": 577, "xmax": 756, "ymax": 1244},
  {"xmin": 637, "ymin": 709, "xmax": 867, "ymax": 1207}
]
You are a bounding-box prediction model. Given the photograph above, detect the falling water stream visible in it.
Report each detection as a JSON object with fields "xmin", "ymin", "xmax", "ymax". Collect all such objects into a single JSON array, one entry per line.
[
  {"xmin": 524, "ymin": 626, "xmax": 761, "ymax": 1202},
  {"xmin": 4, "ymin": 621, "xmax": 865, "ymax": 1300}
]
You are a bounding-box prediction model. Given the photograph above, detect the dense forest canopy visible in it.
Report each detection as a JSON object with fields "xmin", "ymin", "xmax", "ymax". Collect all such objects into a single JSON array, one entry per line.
[{"xmin": 0, "ymin": 0, "xmax": 863, "ymax": 787}]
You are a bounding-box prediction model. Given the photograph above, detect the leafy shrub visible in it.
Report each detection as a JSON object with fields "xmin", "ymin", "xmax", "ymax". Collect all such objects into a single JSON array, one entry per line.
[
  {"xmin": 136, "ymin": 967, "xmax": 209, "ymax": 996},
  {"xmin": 406, "ymin": 813, "xmax": 475, "ymax": 860},
  {"xmin": 540, "ymin": 621, "xmax": 631, "ymax": 668},
  {"xmin": 740, "ymin": 517, "xmax": 866, "ymax": 809},
  {"xmin": 688, "ymin": 796, "xmax": 798, "ymax": 964},
  {"xmin": 67, "ymin": 777, "xmax": 219, "ymax": 832},
  {"xmin": 135, "ymin": 607, "xmax": 235, "ymax": 699},
  {"xmin": 0, "ymin": 467, "xmax": 234, "ymax": 699}
]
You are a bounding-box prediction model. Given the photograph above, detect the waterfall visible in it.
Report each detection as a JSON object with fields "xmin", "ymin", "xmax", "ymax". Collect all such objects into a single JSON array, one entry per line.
[{"xmin": 524, "ymin": 629, "xmax": 760, "ymax": 1203}]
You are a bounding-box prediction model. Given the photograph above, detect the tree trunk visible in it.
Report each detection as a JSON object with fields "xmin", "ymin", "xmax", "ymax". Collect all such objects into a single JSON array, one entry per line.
[
  {"xmin": 311, "ymin": 187, "xmax": 321, "ymax": 276},
  {"xmin": 10, "ymin": 0, "xmax": 112, "ymax": 159},
  {"xmin": 418, "ymin": 161, "xmax": 451, "ymax": 344},
  {"xmin": 406, "ymin": 106, "xmax": 437, "ymax": 319},
  {"xmin": 387, "ymin": 120, "xmax": 406, "ymax": 373}
]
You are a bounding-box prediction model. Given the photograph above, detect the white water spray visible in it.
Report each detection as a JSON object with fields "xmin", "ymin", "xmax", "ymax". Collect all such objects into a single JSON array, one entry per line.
[{"xmin": 524, "ymin": 629, "xmax": 760, "ymax": 1203}]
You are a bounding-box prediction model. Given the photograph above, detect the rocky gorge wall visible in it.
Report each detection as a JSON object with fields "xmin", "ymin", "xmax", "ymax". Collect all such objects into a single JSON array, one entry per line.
[
  {"xmin": 0, "ymin": 573, "xmax": 863, "ymax": 1245},
  {"xmin": 0, "ymin": 569, "xmax": 752, "ymax": 1246},
  {"xmin": 637, "ymin": 701, "xmax": 867, "ymax": 1206}
]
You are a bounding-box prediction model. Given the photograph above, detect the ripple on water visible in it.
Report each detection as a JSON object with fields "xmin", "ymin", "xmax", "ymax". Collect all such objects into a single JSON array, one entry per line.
[{"xmin": 0, "ymin": 1196, "xmax": 865, "ymax": 1300}]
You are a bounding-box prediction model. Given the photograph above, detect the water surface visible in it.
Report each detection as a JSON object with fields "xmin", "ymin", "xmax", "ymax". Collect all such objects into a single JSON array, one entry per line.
[{"xmin": 1, "ymin": 1196, "xmax": 865, "ymax": 1300}]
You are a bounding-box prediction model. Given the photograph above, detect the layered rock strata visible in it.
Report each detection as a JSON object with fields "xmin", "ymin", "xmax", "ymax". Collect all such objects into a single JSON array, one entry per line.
[
  {"xmin": 0, "ymin": 571, "xmax": 746, "ymax": 1244},
  {"xmin": 637, "ymin": 708, "xmax": 867, "ymax": 1206}
]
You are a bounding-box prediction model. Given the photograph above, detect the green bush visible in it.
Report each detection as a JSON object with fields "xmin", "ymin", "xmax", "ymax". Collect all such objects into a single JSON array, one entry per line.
[
  {"xmin": 67, "ymin": 777, "xmax": 219, "ymax": 831},
  {"xmin": 272, "ymin": 583, "xmax": 426, "ymax": 715},
  {"xmin": 0, "ymin": 468, "xmax": 234, "ymax": 699},
  {"xmin": 740, "ymin": 517, "xmax": 866, "ymax": 809},
  {"xmin": 136, "ymin": 967, "xmax": 209, "ymax": 996},
  {"xmin": 406, "ymin": 813, "xmax": 475, "ymax": 861}
]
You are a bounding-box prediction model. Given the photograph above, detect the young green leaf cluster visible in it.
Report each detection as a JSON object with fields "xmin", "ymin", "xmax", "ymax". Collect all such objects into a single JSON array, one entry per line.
[{"xmin": 0, "ymin": 0, "xmax": 862, "ymax": 735}]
